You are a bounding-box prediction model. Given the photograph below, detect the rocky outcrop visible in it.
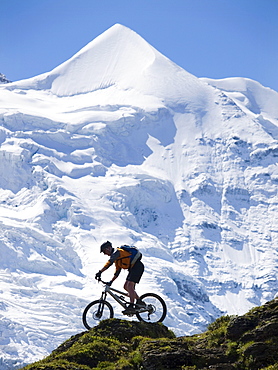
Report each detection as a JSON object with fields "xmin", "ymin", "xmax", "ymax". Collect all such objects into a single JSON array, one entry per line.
[
  {"xmin": 22, "ymin": 298, "xmax": 278, "ymax": 370},
  {"xmin": 0, "ymin": 73, "xmax": 11, "ymax": 83}
]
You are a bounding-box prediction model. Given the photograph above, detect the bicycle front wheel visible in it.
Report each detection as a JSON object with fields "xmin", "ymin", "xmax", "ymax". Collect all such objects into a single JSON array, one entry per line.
[
  {"xmin": 136, "ymin": 293, "xmax": 167, "ymax": 323},
  {"xmin": 82, "ymin": 299, "xmax": 114, "ymax": 330}
]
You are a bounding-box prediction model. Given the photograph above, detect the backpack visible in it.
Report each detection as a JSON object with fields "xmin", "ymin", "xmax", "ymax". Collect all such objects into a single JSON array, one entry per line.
[{"xmin": 117, "ymin": 245, "xmax": 142, "ymax": 268}]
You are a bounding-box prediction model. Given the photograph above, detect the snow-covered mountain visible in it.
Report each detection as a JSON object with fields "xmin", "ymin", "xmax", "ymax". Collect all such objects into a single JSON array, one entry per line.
[{"xmin": 0, "ymin": 24, "xmax": 278, "ymax": 369}]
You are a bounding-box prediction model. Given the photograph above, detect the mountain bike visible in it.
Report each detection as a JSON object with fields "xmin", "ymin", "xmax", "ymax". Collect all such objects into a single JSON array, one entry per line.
[{"xmin": 82, "ymin": 278, "xmax": 167, "ymax": 330}]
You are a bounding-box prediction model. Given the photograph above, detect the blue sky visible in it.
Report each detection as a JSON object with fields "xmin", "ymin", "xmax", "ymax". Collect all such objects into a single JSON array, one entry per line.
[{"xmin": 1, "ymin": 0, "xmax": 278, "ymax": 91}]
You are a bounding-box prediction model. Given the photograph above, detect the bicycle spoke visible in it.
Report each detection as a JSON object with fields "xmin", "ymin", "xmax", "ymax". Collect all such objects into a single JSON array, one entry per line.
[{"xmin": 82, "ymin": 300, "xmax": 113, "ymax": 330}]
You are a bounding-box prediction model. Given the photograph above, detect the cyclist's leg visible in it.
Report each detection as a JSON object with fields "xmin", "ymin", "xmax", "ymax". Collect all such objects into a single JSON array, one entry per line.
[
  {"xmin": 124, "ymin": 260, "xmax": 144, "ymax": 304},
  {"xmin": 124, "ymin": 280, "xmax": 139, "ymax": 303}
]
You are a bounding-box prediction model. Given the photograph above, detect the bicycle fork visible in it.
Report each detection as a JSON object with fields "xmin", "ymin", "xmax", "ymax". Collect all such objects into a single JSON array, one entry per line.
[{"xmin": 96, "ymin": 291, "xmax": 108, "ymax": 318}]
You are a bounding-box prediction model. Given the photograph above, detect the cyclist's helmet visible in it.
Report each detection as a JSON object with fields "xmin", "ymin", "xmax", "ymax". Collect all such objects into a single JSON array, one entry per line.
[{"xmin": 100, "ymin": 240, "xmax": 112, "ymax": 253}]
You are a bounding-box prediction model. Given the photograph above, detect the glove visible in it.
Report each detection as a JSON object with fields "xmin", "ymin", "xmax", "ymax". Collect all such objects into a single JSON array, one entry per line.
[
  {"xmin": 107, "ymin": 281, "xmax": 112, "ymax": 286},
  {"xmin": 95, "ymin": 271, "xmax": 102, "ymax": 280}
]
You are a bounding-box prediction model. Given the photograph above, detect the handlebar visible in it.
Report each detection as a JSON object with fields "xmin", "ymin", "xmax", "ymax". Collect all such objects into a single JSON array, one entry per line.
[{"xmin": 96, "ymin": 277, "xmax": 111, "ymax": 285}]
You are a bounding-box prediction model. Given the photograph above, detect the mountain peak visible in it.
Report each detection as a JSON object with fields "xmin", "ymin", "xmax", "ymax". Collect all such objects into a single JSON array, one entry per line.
[
  {"xmin": 10, "ymin": 24, "xmax": 205, "ymax": 102},
  {"xmin": 49, "ymin": 23, "xmax": 157, "ymax": 96}
]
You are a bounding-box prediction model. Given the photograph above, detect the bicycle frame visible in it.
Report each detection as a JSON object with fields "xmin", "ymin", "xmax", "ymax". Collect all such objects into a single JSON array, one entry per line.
[{"xmin": 100, "ymin": 283, "xmax": 130, "ymax": 310}]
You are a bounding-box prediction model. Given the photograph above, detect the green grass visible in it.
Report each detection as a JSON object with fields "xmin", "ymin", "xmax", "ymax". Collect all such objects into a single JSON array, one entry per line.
[{"xmin": 22, "ymin": 298, "xmax": 278, "ymax": 370}]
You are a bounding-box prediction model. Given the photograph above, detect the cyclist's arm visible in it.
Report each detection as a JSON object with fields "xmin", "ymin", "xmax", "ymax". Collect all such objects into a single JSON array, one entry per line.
[
  {"xmin": 99, "ymin": 250, "xmax": 121, "ymax": 273},
  {"xmin": 111, "ymin": 266, "xmax": 122, "ymax": 282}
]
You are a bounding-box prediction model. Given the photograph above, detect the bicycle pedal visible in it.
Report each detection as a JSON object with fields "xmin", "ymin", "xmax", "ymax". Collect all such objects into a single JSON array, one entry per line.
[{"xmin": 122, "ymin": 310, "xmax": 135, "ymax": 316}]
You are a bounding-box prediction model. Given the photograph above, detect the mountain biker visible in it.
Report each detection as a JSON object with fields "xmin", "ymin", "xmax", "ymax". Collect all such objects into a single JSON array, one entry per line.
[{"xmin": 95, "ymin": 241, "xmax": 145, "ymax": 314}]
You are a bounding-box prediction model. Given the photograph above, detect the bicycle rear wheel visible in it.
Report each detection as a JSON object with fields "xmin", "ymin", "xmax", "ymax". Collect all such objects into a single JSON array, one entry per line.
[
  {"xmin": 82, "ymin": 299, "xmax": 114, "ymax": 330},
  {"xmin": 136, "ymin": 293, "xmax": 167, "ymax": 323}
]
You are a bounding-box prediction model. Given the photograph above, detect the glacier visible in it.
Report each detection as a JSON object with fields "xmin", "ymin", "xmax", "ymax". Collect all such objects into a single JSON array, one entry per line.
[{"xmin": 0, "ymin": 23, "xmax": 278, "ymax": 369}]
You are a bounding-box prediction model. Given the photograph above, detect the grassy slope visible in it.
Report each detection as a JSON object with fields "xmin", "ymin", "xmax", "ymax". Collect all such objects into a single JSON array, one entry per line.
[{"xmin": 22, "ymin": 298, "xmax": 278, "ymax": 370}]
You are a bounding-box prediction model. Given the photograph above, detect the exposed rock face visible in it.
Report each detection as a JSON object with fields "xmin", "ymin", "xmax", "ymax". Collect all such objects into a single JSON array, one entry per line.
[
  {"xmin": 22, "ymin": 298, "xmax": 278, "ymax": 370},
  {"xmin": 0, "ymin": 73, "xmax": 10, "ymax": 83}
]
